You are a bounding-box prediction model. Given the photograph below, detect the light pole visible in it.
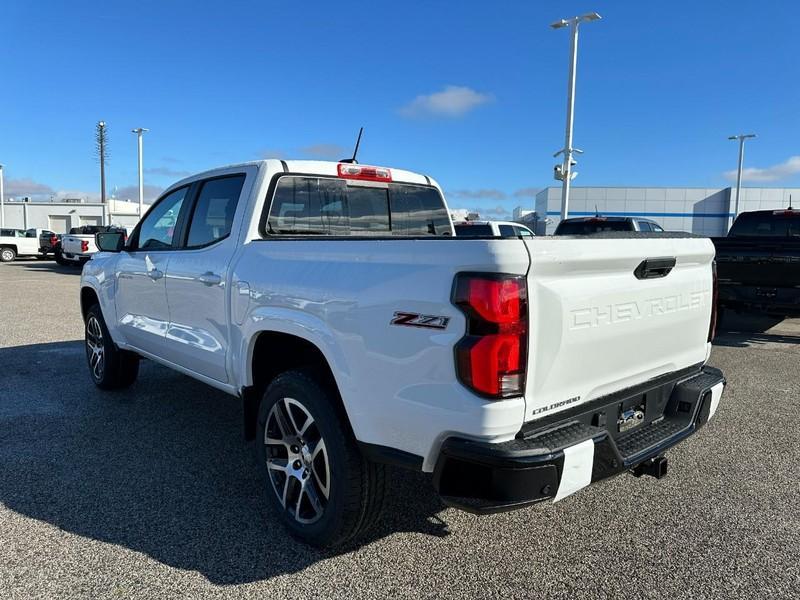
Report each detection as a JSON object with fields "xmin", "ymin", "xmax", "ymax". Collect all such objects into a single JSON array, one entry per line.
[
  {"xmin": 551, "ymin": 12, "xmax": 602, "ymax": 221},
  {"xmin": 728, "ymin": 133, "xmax": 756, "ymax": 221},
  {"xmin": 0, "ymin": 164, "xmax": 4, "ymax": 228},
  {"xmin": 132, "ymin": 128, "xmax": 149, "ymax": 217}
]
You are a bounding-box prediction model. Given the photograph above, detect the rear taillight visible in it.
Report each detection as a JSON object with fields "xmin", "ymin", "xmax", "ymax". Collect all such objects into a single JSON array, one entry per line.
[
  {"xmin": 81, "ymin": 240, "xmax": 89, "ymax": 252},
  {"xmin": 452, "ymin": 273, "xmax": 528, "ymax": 399},
  {"xmin": 708, "ymin": 261, "xmax": 718, "ymax": 342},
  {"xmin": 337, "ymin": 163, "xmax": 392, "ymax": 182},
  {"xmin": 49, "ymin": 235, "xmax": 58, "ymax": 246}
]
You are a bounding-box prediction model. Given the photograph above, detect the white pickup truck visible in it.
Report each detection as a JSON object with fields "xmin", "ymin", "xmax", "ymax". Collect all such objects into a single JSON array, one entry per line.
[
  {"xmin": 0, "ymin": 228, "xmax": 43, "ymax": 262},
  {"xmin": 61, "ymin": 226, "xmax": 127, "ymax": 265},
  {"xmin": 79, "ymin": 159, "xmax": 726, "ymax": 547}
]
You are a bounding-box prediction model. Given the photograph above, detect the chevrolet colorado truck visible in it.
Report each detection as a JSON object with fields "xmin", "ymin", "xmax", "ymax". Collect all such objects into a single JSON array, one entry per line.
[
  {"xmin": 62, "ymin": 226, "xmax": 127, "ymax": 265},
  {"xmin": 79, "ymin": 159, "xmax": 726, "ymax": 547},
  {"xmin": 713, "ymin": 208, "xmax": 800, "ymax": 317}
]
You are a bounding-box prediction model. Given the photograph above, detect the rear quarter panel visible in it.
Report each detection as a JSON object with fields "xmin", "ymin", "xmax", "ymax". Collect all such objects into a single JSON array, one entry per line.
[{"xmin": 233, "ymin": 238, "xmax": 530, "ymax": 469}]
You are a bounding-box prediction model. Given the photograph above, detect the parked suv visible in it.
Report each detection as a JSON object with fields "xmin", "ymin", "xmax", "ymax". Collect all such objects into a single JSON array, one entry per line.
[
  {"xmin": 453, "ymin": 220, "xmax": 535, "ymax": 238},
  {"xmin": 554, "ymin": 216, "xmax": 665, "ymax": 235},
  {"xmin": 0, "ymin": 228, "xmax": 43, "ymax": 262}
]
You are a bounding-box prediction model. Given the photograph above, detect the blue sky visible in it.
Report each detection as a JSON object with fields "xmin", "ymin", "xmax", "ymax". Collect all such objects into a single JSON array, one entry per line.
[{"xmin": 2, "ymin": 0, "xmax": 799, "ymax": 218}]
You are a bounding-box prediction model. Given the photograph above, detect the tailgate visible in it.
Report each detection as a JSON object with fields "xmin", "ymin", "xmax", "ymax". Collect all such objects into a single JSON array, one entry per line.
[
  {"xmin": 715, "ymin": 238, "xmax": 800, "ymax": 287},
  {"xmin": 522, "ymin": 235, "xmax": 714, "ymax": 422},
  {"xmin": 62, "ymin": 235, "xmax": 87, "ymax": 254}
]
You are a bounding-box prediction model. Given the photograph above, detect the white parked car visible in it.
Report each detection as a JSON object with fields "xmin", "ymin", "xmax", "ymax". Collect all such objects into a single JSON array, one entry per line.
[
  {"xmin": 453, "ymin": 220, "xmax": 535, "ymax": 238},
  {"xmin": 0, "ymin": 228, "xmax": 43, "ymax": 262},
  {"xmin": 80, "ymin": 159, "xmax": 725, "ymax": 547}
]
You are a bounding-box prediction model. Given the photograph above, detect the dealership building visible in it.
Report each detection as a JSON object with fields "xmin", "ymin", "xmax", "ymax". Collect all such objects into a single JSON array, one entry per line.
[
  {"xmin": 0, "ymin": 198, "xmax": 149, "ymax": 233},
  {"xmin": 514, "ymin": 186, "xmax": 800, "ymax": 235}
]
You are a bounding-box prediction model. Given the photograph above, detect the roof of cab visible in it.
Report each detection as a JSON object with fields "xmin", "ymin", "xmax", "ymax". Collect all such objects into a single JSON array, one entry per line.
[{"xmin": 168, "ymin": 159, "xmax": 436, "ymax": 191}]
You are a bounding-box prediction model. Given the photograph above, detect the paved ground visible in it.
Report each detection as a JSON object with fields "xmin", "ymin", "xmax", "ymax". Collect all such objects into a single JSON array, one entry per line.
[{"xmin": 1, "ymin": 259, "xmax": 799, "ymax": 599}]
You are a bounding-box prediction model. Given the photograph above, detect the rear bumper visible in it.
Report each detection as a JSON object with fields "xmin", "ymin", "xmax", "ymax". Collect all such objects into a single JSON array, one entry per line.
[
  {"xmin": 718, "ymin": 283, "xmax": 800, "ymax": 316},
  {"xmin": 433, "ymin": 365, "xmax": 725, "ymax": 514}
]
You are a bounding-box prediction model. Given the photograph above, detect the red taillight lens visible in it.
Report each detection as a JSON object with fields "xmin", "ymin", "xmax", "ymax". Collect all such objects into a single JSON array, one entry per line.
[
  {"xmin": 708, "ymin": 261, "xmax": 718, "ymax": 342},
  {"xmin": 50, "ymin": 235, "xmax": 58, "ymax": 246},
  {"xmin": 453, "ymin": 273, "xmax": 528, "ymax": 399},
  {"xmin": 81, "ymin": 240, "xmax": 89, "ymax": 252},
  {"xmin": 337, "ymin": 163, "xmax": 392, "ymax": 182}
]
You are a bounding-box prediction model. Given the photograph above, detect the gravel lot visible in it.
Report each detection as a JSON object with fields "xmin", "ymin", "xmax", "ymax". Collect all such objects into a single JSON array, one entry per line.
[{"xmin": 1, "ymin": 259, "xmax": 799, "ymax": 599}]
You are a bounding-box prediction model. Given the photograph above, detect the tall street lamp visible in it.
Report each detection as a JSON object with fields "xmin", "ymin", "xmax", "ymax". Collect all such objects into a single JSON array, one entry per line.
[
  {"xmin": 551, "ymin": 11, "xmax": 602, "ymax": 222},
  {"xmin": 728, "ymin": 133, "xmax": 756, "ymax": 221},
  {"xmin": 132, "ymin": 128, "xmax": 149, "ymax": 217}
]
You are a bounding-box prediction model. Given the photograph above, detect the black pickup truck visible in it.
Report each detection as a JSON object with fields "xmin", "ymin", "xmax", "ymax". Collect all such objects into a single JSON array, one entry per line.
[{"xmin": 712, "ymin": 208, "xmax": 800, "ymax": 317}]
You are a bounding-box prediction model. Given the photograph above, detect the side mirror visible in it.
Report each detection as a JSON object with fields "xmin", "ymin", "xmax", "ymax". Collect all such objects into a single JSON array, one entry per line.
[{"xmin": 96, "ymin": 231, "xmax": 125, "ymax": 253}]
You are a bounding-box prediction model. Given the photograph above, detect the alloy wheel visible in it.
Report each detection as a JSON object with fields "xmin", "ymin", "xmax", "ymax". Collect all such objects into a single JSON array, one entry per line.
[
  {"xmin": 85, "ymin": 316, "xmax": 105, "ymax": 381},
  {"xmin": 264, "ymin": 397, "xmax": 330, "ymax": 524}
]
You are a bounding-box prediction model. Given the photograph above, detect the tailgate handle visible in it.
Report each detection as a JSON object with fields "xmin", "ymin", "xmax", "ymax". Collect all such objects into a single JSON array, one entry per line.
[{"xmin": 634, "ymin": 257, "xmax": 676, "ymax": 279}]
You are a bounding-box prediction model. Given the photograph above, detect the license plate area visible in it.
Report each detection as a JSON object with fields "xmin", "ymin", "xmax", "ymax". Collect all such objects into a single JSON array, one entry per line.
[
  {"xmin": 756, "ymin": 287, "xmax": 778, "ymax": 298},
  {"xmin": 617, "ymin": 395, "xmax": 646, "ymax": 433}
]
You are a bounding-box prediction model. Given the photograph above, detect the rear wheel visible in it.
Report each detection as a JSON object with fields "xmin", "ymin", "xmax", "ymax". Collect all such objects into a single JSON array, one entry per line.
[
  {"xmin": 0, "ymin": 247, "xmax": 16, "ymax": 262},
  {"xmin": 256, "ymin": 370, "xmax": 386, "ymax": 548},
  {"xmin": 85, "ymin": 304, "xmax": 139, "ymax": 390},
  {"xmin": 55, "ymin": 247, "xmax": 67, "ymax": 266}
]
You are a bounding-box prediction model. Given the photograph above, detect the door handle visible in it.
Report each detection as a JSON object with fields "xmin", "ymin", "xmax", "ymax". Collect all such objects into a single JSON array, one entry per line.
[
  {"xmin": 148, "ymin": 268, "xmax": 164, "ymax": 281},
  {"xmin": 198, "ymin": 272, "xmax": 222, "ymax": 286},
  {"xmin": 634, "ymin": 257, "xmax": 676, "ymax": 280}
]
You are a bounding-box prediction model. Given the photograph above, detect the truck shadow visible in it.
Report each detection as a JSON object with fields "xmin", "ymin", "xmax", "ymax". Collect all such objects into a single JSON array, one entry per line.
[
  {"xmin": 0, "ymin": 340, "xmax": 449, "ymax": 585},
  {"xmin": 18, "ymin": 261, "xmax": 82, "ymax": 274},
  {"xmin": 713, "ymin": 311, "xmax": 800, "ymax": 348}
]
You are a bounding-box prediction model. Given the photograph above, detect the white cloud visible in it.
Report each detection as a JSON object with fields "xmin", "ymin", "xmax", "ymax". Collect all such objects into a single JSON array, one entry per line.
[
  {"xmin": 299, "ymin": 144, "xmax": 348, "ymax": 160},
  {"xmin": 145, "ymin": 166, "xmax": 192, "ymax": 178},
  {"xmin": 3, "ymin": 177, "xmax": 54, "ymax": 197},
  {"xmin": 450, "ymin": 204, "xmax": 512, "ymax": 220},
  {"xmin": 724, "ymin": 155, "xmax": 800, "ymax": 182},
  {"xmin": 259, "ymin": 148, "xmax": 287, "ymax": 159},
  {"xmin": 113, "ymin": 184, "xmax": 164, "ymax": 202},
  {"xmin": 399, "ymin": 85, "xmax": 493, "ymax": 118},
  {"xmin": 514, "ymin": 187, "xmax": 540, "ymax": 198},
  {"xmin": 449, "ymin": 188, "xmax": 507, "ymax": 200}
]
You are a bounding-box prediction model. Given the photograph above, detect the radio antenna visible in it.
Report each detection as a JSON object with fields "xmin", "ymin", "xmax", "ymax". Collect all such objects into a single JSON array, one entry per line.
[{"xmin": 340, "ymin": 127, "xmax": 363, "ymax": 164}]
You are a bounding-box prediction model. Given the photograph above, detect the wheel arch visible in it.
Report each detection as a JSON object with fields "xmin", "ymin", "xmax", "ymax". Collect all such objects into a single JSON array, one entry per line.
[
  {"xmin": 80, "ymin": 285, "xmax": 100, "ymax": 321},
  {"xmin": 241, "ymin": 328, "xmax": 351, "ymax": 441}
]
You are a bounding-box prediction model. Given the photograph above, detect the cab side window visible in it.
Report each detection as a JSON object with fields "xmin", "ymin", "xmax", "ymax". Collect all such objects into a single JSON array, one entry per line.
[
  {"xmin": 514, "ymin": 226, "xmax": 533, "ymax": 237},
  {"xmin": 134, "ymin": 187, "xmax": 189, "ymax": 250},
  {"xmin": 185, "ymin": 175, "xmax": 246, "ymax": 248},
  {"xmin": 498, "ymin": 224, "xmax": 515, "ymax": 237}
]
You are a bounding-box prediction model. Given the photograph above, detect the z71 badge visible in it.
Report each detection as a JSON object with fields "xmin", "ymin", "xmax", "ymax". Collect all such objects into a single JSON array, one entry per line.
[{"xmin": 390, "ymin": 312, "xmax": 450, "ymax": 330}]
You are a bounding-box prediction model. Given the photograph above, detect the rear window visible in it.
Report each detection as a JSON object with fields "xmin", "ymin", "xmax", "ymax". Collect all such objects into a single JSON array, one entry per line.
[
  {"xmin": 554, "ymin": 219, "xmax": 632, "ymax": 235},
  {"xmin": 454, "ymin": 224, "xmax": 494, "ymax": 237},
  {"xmin": 728, "ymin": 212, "xmax": 800, "ymax": 237},
  {"xmin": 266, "ymin": 176, "xmax": 451, "ymax": 236}
]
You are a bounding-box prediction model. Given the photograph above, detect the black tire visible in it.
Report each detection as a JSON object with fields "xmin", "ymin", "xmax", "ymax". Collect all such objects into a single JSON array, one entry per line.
[
  {"xmin": 84, "ymin": 304, "xmax": 139, "ymax": 390},
  {"xmin": 0, "ymin": 247, "xmax": 16, "ymax": 262},
  {"xmin": 55, "ymin": 247, "xmax": 67, "ymax": 266},
  {"xmin": 255, "ymin": 370, "xmax": 386, "ymax": 548}
]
